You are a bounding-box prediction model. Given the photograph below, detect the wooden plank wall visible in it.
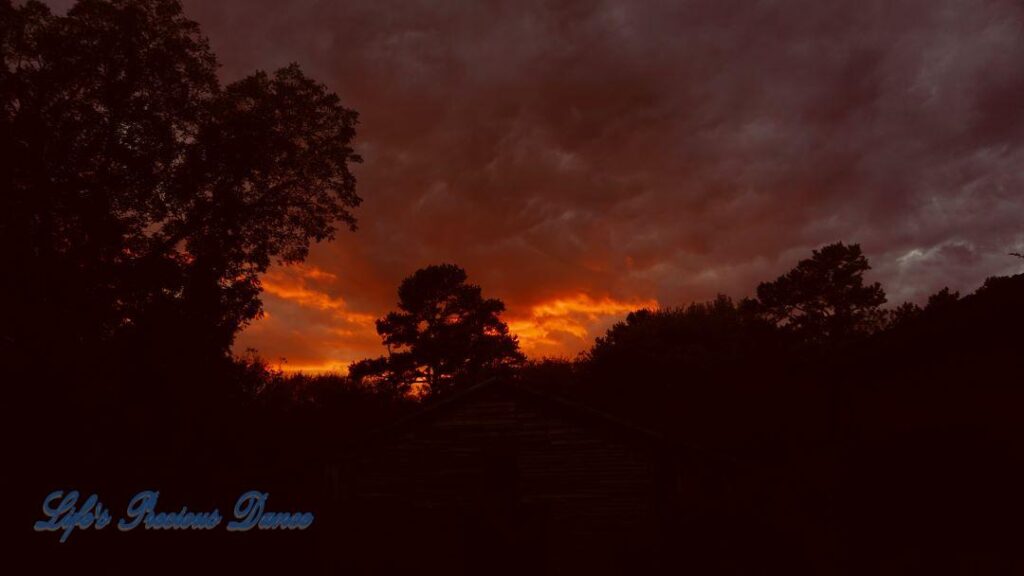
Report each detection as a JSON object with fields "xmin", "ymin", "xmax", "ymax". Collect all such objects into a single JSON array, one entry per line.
[{"xmin": 330, "ymin": 385, "xmax": 669, "ymax": 574}]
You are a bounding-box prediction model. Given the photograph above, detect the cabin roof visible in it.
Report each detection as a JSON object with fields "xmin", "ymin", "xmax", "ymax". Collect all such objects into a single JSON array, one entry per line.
[
  {"xmin": 338, "ymin": 378, "xmax": 737, "ymax": 468},
  {"xmin": 384, "ymin": 377, "xmax": 664, "ymax": 442}
]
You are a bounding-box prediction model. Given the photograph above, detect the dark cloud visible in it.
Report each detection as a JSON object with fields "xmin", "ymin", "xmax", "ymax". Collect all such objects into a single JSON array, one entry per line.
[{"xmin": 47, "ymin": 0, "xmax": 1024, "ymax": 364}]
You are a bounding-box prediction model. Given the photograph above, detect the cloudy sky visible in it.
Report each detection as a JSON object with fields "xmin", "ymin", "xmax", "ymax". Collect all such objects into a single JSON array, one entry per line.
[{"xmin": 51, "ymin": 0, "xmax": 1024, "ymax": 370}]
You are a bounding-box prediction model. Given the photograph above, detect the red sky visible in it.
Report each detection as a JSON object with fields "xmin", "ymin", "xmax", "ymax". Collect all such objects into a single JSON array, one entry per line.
[{"xmin": 47, "ymin": 0, "xmax": 1024, "ymax": 372}]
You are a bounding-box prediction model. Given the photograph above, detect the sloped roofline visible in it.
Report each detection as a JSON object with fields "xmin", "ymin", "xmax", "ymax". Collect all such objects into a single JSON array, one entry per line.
[{"xmin": 337, "ymin": 377, "xmax": 739, "ymax": 468}]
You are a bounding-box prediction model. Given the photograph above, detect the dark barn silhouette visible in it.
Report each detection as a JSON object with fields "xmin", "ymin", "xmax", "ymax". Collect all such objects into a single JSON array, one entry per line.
[{"xmin": 322, "ymin": 379, "xmax": 826, "ymax": 575}]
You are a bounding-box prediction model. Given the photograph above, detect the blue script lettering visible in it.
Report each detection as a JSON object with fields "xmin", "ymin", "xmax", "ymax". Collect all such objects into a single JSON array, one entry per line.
[
  {"xmin": 118, "ymin": 490, "xmax": 222, "ymax": 531},
  {"xmin": 227, "ymin": 490, "xmax": 314, "ymax": 531},
  {"xmin": 33, "ymin": 490, "xmax": 111, "ymax": 543}
]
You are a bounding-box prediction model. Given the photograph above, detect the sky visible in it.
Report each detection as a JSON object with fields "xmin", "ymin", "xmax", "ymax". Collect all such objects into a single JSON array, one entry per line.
[{"xmin": 47, "ymin": 0, "xmax": 1024, "ymax": 371}]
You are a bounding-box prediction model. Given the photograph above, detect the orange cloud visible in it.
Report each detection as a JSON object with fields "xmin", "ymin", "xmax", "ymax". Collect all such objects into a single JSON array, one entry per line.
[
  {"xmin": 260, "ymin": 266, "xmax": 377, "ymax": 324},
  {"xmin": 508, "ymin": 293, "xmax": 658, "ymax": 358},
  {"xmin": 240, "ymin": 265, "xmax": 657, "ymax": 372},
  {"xmin": 235, "ymin": 264, "xmax": 383, "ymax": 374}
]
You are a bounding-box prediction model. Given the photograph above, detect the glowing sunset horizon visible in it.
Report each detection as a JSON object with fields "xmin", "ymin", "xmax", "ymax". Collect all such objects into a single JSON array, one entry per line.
[{"xmin": 239, "ymin": 263, "xmax": 661, "ymax": 373}]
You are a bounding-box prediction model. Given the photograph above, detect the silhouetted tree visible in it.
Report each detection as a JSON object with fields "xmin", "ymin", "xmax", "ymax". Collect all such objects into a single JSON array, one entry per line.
[
  {"xmin": 1, "ymin": 0, "xmax": 360, "ymax": 364},
  {"xmin": 584, "ymin": 295, "xmax": 775, "ymax": 385},
  {"xmin": 924, "ymin": 286, "xmax": 960, "ymax": 313},
  {"xmin": 570, "ymin": 295, "xmax": 805, "ymax": 458},
  {"xmin": 516, "ymin": 357, "xmax": 581, "ymax": 395},
  {"xmin": 888, "ymin": 301, "xmax": 924, "ymax": 329},
  {"xmin": 888, "ymin": 287, "xmax": 961, "ymax": 330},
  {"xmin": 838, "ymin": 273, "xmax": 1024, "ymax": 573},
  {"xmin": 351, "ymin": 264, "xmax": 524, "ymax": 398},
  {"xmin": 755, "ymin": 242, "xmax": 886, "ymax": 345},
  {"xmin": 348, "ymin": 354, "xmax": 419, "ymax": 399}
]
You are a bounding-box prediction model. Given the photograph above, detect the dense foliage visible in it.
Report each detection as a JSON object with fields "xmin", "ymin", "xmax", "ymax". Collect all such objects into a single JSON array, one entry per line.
[{"xmin": 350, "ymin": 264, "xmax": 524, "ymax": 397}]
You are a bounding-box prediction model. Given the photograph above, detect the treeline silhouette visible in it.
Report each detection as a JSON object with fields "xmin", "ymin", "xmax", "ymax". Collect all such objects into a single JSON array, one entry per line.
[{"xmin": 4, "ymin": 1, "xmax": 1022, "ymax": 574}]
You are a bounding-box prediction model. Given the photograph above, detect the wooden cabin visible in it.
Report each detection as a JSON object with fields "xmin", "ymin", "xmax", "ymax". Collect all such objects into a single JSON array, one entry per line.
[{"xmin": 322, "ymin": 379, "xmax": 819, "ymax": 575}]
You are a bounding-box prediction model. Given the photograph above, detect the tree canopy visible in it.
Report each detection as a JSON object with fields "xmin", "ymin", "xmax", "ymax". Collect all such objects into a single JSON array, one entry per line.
[
  {"xmin": 1, "ymin": 0, "xmax": 361, "ymax": 361},
  {"xmin": 350, "ymin": 264, "xmax": 524, "ymax": 398},
  {"xmin": 584, "ymin": 295, "xmax": 776, "ymax": 385},
  {"xmin": 755, "ymin": 242, "xmax": 886, "ymax": 345}
]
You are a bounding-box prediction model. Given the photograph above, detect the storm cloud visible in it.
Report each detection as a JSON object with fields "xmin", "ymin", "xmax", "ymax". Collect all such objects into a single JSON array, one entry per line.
[{"xmin": 51, "ymin": 0, "xmax": 1024, "ymax": 368}]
